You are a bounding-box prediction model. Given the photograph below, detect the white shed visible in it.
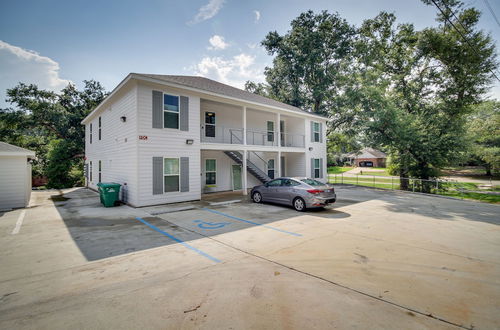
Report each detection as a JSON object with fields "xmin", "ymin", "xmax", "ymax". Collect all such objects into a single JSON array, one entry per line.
[{"xmin": 0, "ymin": 142, "xmax": 36, "ymax": 211}]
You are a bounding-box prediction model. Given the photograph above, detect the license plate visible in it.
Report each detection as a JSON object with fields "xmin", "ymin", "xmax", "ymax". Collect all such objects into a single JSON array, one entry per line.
[{"xmin": 324, "ymin": 189, "xmax": 331, "ymax": 193}]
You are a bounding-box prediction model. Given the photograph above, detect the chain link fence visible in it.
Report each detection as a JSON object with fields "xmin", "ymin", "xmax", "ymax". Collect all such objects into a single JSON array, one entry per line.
[{"xmin": 328, "ymin": 173, "xmax": 497, "ymax": 200}]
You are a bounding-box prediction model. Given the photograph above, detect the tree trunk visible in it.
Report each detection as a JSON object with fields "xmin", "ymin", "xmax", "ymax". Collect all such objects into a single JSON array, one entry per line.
[
  {"xmin": 485, "ymin": 164, "xmax": 492, "ymax": 176},
  {"xmin": 399, "ymin": 171, "xmax": 409, "ymax": 191}
]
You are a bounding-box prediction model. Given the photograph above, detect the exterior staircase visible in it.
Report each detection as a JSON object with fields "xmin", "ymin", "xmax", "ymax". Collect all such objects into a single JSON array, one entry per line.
[{"xmin": 223, "ymin": 151, "xmax": 271, "ymax": 183}]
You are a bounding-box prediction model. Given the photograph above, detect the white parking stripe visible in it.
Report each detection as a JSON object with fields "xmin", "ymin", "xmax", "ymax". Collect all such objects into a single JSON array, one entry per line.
[{"xmin": 11, "ymin": 210, "xmax": 26, "ymax": 235}]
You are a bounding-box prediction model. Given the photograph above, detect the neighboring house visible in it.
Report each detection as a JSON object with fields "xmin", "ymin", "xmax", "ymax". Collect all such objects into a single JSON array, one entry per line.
[
  {"xmin": 81, "ymin": 74, "xmax": 328, "ymax": 207},
  {"xmin": 346, "ymin": 148, "xmax": 387, "ymax": 167},
  {"xmin": 0, "ymin": 142, "xmax": 36, "ymax": 210}
]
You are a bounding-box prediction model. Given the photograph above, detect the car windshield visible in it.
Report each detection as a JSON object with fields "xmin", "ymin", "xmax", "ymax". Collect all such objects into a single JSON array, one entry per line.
[{"xmin": 300, "ymin": 178, "xmax": 325, "ymax": 186}]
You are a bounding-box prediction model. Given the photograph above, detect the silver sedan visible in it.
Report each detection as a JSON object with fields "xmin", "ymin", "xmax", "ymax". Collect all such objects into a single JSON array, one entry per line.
[{"xmin": 250, "ymin": 177, "xmax": 336, "ymax": 211}]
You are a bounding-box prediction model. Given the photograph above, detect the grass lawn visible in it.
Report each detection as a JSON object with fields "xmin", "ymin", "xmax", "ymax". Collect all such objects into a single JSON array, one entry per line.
[
  {"xmin": 358, "ymin": 169, "xmax": 393, "ymax": 177},
  {"xmin": 438, "ymin": 191, "xmax": 500, "ymax": 203},
  {"xmin": 327, "ymin": 166, "xmax": 353, "ymax": 174}
]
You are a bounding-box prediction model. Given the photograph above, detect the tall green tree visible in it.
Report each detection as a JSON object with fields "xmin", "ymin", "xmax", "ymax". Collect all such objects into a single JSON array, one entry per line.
[
  {"xmin": 466, "ymin": 100, "xmax": 500, "ymax": 175},
  {"xmin": 1, "ymin": 80, "xmax": 107, "ymax": 188},
  {"xmin": 248, "ymin": 10, "xmax": 355, "ymax": 116}
]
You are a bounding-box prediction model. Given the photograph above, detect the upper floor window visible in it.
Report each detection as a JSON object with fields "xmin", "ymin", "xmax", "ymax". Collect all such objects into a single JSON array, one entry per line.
[
  {"xmin": 90, "ymin": 123, "xmax": 93, "ymax": 144},
  {"xmin": 164, "ymin": 94, "xmax": 179, "ymax": 129},
  {"xmin": 267, "ymin": 121, "xmax": 274, "ymax": 142},
  {"xmin": 313, "ymin": 122, "xmax": 321, "ymax": 142},
  {"xmin": 98, "ymin": 116, "xmax": 102, "ymax": 140}
]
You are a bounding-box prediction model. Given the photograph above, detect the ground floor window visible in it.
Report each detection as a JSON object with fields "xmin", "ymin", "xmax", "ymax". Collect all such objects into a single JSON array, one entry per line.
[
  {"xmin": 205, "ymin": 159, "xmax": 216, "ymax": 185},
  {"xmin": 164, "ymin": 158, "xmax": 180, "ymax": 192},
  {"xmin": 313, "ymin": 158, "xmax": 320, "ymax": 178},
  {"xmin": 98, "ymin": 160, "xmax": 102, "ymax": 183},
  {"xmin": 267, "ymin": 159, "xmax": 275, "ymax": 179}
]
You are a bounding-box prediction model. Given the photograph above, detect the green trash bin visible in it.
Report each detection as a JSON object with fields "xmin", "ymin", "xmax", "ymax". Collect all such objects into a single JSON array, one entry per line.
[{"xmin": 97, "ymin": 182, "xmax": 121, "ymax": 207}]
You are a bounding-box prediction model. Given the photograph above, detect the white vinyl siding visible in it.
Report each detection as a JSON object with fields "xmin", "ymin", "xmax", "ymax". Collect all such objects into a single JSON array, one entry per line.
[
  {"xmin": 84, "ymin": 84, "xmax": 139, "ymax": 205},
  {"xmin": 0, "ymin": 156, "xmax": 31, "ymax": 210},
  {"xmin": 136, "ymin": 82, "xmax": 201, "ymax": 206}
]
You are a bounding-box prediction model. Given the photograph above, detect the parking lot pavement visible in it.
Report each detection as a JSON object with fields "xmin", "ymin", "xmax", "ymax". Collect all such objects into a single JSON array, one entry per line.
[{"xmin": 0, "ymin": 187, "xmax": 499, "ymax": 329}]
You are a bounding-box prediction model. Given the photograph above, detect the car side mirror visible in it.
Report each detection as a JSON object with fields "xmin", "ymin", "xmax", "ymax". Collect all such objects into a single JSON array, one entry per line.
[{"xmin": 264, "ymin": 182, "xmax": 269, "ymax": 187}]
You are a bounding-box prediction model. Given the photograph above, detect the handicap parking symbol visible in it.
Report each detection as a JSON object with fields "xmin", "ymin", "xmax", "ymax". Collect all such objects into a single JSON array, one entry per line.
[{"xmin": 193, "ymin": 220, "xmax": 231, "ymax": 229}]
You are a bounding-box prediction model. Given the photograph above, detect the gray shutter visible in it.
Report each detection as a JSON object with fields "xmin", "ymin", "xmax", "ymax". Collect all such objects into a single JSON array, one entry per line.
[
  {"xmin": 152, "ymin": 157, "xmax": 163, "ymax": 195},
  {"xmin": 310, "ymin": 158, "xmax": 315, "ymax": 178},
  {"xmin": 152, "ymin": 91, "xmax": 163, "ymax": 129},
  {"xmin": 319, "ymin": 123, "xmax": 323, "ymax": 143},
  {"xmin": 180, "ymin": 157, "xmax": 189, "ymax": 192},
  {"xmin": 180, "ymin": 96, "xmax": 189, "ymax": 131},
  {"xmin": 310, "ymin": 121, "xmax": 315, "ymax": 142},
  {"xmin": 320, "ymin": 158, "xmax": 324, "ymax": 178}
]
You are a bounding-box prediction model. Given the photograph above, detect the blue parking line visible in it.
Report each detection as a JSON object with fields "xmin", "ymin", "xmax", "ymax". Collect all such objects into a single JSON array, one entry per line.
[
  {"xmin": 201, "ymin": 208, "xmax": 302, "ymax": 237},
  {"xmin": 135, "ymin": 217, "xmax": 221, "ymax": 263}
]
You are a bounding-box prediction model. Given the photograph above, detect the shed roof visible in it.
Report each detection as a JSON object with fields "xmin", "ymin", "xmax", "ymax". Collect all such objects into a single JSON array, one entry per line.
[{"xmin": 0, "ymin": 142, "xmax": 36, "ymax": 157}]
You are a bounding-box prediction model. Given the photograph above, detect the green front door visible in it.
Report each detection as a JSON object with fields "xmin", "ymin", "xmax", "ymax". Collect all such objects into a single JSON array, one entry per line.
[{"xmin": 232, "ymin": 165, "xmax": 242, "ymax": 190}]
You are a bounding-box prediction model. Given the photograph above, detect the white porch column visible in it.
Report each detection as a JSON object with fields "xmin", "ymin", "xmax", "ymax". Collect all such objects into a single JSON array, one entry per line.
[
  {"xmin": 242, "ymin": 149, "xmax": 248, "ymax": 195},
  {"xmin": 243, "ymin": 106, "xmax": 247, "ymax": 145},
  {"xmin": 276, "ymin": 112, "xmax": 281, "ymax": 147},
  {"xmin": 277, "ymin": 151, "xmax": 281, "ymax": 177}
]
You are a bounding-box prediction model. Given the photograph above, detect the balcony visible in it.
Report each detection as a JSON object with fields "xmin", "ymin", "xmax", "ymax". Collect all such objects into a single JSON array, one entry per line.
[{"xmin": 200, "ymin": 126, "xmax": 305, "ymax": 148}]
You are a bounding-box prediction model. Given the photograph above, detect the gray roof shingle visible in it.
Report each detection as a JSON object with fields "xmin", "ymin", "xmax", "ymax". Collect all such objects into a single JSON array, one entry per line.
[{"xmin": 134, "ymin": 74, "xmax": 325, "ymax": 117}]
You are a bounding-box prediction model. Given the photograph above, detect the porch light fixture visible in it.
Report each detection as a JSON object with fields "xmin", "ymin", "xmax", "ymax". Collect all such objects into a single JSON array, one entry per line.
[
  {"xmin": 120, "ymin": 116, "xmax": 127, "ymax": 122},
  {"xmin": 186, "ymin": 139, "xmax": 194, "ymax": 145},
  {"xmin": 309, "ymin": 147, "xmax": 313, "ymax": 151}
]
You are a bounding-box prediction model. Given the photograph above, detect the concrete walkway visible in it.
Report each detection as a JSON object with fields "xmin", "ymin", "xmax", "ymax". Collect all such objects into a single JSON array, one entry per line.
[{"xmin": 0, "ymin": 187, "xmax": 499, "ymax": 329}]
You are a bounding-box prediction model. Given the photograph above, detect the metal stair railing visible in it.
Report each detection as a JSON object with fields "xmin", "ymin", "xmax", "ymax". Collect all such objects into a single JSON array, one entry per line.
[{"xmin": 223, "ymin": 151, "xmax": 271, "ymax": 183}]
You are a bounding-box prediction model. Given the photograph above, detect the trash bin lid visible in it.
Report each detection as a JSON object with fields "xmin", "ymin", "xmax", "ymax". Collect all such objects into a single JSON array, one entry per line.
[{"xmin": 96, "ymin": 182, "xmax": 121, "ymax": 188}]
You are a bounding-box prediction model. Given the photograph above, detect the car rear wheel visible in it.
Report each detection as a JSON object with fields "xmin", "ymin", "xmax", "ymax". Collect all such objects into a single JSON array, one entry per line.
[
  {"xmin": 293, "ymin": 197, "xmax": 306, "ymax": 212},
  {"xmin": 252, "ymin": 191, "xmax": 262, "ymax": 203}
]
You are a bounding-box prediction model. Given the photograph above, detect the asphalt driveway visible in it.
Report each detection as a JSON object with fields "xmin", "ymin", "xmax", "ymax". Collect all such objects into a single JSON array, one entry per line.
[{"xmin": 0, "ymin": 186, "xmax": 499, "ymax": 329}]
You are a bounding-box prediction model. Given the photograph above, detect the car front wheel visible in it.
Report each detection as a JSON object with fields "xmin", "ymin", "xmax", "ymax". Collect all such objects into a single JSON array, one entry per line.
[
  {"xmin": 293, "ymin": 197, "xmax": 306, "ymax": 212},
  {"xmin": 252, "ymin": 191, "xmax": 262, "ymax": 203}
]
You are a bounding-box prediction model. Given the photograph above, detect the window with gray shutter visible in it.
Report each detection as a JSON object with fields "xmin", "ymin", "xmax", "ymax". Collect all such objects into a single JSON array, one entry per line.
[
  {"xmin": 152, "ymin": 91, "xmax": 163, "ymax": 129},
  {"xmin": 319, "ymin": 123, "xmax": 323, "ymax": 143},
  {"xmin": 152, "ymin": 157, "xmax": 163, "ymax": 194},
  {"xmin": 180, "ymin": 96, "xmax": 189, "ymax": 131},
  {"xmin": 319, "ymin": 158, "xmax": 324, "ymax": 178},
  {"xmin": 310, "ymin": 158, "xmax": 315, "ymax": 178},
  {"xmin": 180, "ymin": 157, "xmax": 189, "ymax": 192}
]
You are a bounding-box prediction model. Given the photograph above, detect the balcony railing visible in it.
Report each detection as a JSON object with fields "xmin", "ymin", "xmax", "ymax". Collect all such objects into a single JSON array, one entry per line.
[
  {"xmin": 200, "ymin": 126, "xmax": 244, "ymax": 144},
  {"xmin": 200, "ymin": 126, "xmax": 305, "ymax": 148}
]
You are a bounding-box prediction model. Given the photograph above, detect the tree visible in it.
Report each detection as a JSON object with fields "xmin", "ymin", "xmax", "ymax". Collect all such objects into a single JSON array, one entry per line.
[
  {"xmin": 354, "ymin": 2, "xmax": 496, "ymax": 189},
  {"xmin": 248, "ymin": 10, "xmax": 355, "ymax": 116},
  {"xmin": 466, "ymin": 100, "xmax": 500, "ymax": 175},
  {"xmin": 1, "ymin": 80, "xmax": 107, "ymax": 188}
]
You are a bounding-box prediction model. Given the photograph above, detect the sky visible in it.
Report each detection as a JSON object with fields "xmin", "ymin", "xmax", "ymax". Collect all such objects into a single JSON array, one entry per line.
[{"xmin": 1, "ymin": 0, "xmax": 499, "ymax": 108}]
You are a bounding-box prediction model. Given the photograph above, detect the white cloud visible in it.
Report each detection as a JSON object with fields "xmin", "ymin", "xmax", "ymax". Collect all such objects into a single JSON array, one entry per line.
[
  {"xmin": 208, "ymin": 35, "xmax": 229, "ymax": 50},
  {"xmin": 253, "ymin": 10, "xmax": 261, "ymax": 23},
  {"xmin": 0, "ymin": 40, "xmax": 71, "ymax": 107},
  {"xmin": 189, "ymin": 0, "xmax": 225, "ymax": 25},
  {"xmin": 193, "ymin": 53, "xmax": 265, "ymax": 88}
]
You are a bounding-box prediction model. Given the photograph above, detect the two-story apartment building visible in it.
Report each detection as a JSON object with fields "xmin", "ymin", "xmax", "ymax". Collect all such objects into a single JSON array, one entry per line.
[{"xmin": 82, "ymin": 74, "xmax": 328, "ymax": 207}]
